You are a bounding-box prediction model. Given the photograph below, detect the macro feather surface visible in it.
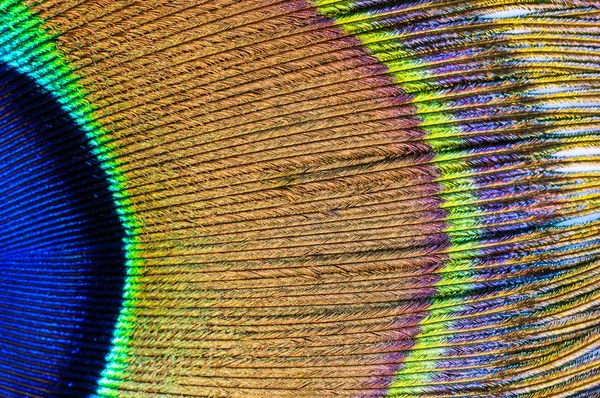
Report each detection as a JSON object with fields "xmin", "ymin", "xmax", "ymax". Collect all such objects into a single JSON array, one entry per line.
[{"xmin": 0, "ymin": 0, "xmax": 599, "ymax": 397}]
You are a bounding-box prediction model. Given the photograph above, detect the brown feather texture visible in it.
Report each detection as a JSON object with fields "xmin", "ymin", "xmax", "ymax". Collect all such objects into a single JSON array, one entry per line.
[{"xmin": 0, "ymin": 0, "xmax": 600, "ymax": 397}]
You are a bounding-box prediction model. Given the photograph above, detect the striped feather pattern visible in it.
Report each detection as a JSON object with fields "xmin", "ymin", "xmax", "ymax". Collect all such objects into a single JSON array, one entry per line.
[{"xmin": 0, "ymin": 0, "xmax": 599, "ymax": 397}]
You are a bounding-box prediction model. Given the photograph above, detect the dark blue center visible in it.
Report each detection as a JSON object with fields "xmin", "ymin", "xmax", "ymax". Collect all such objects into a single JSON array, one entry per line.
[{"xmin": 0, "ymin": 64, "xmax": 126, "ymax": 397}]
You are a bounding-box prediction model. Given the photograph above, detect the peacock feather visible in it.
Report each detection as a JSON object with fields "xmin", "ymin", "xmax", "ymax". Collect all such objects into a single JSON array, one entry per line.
[{"xmin": 1, "ymin": 0, "xmax": 600, "ymax": 397}]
